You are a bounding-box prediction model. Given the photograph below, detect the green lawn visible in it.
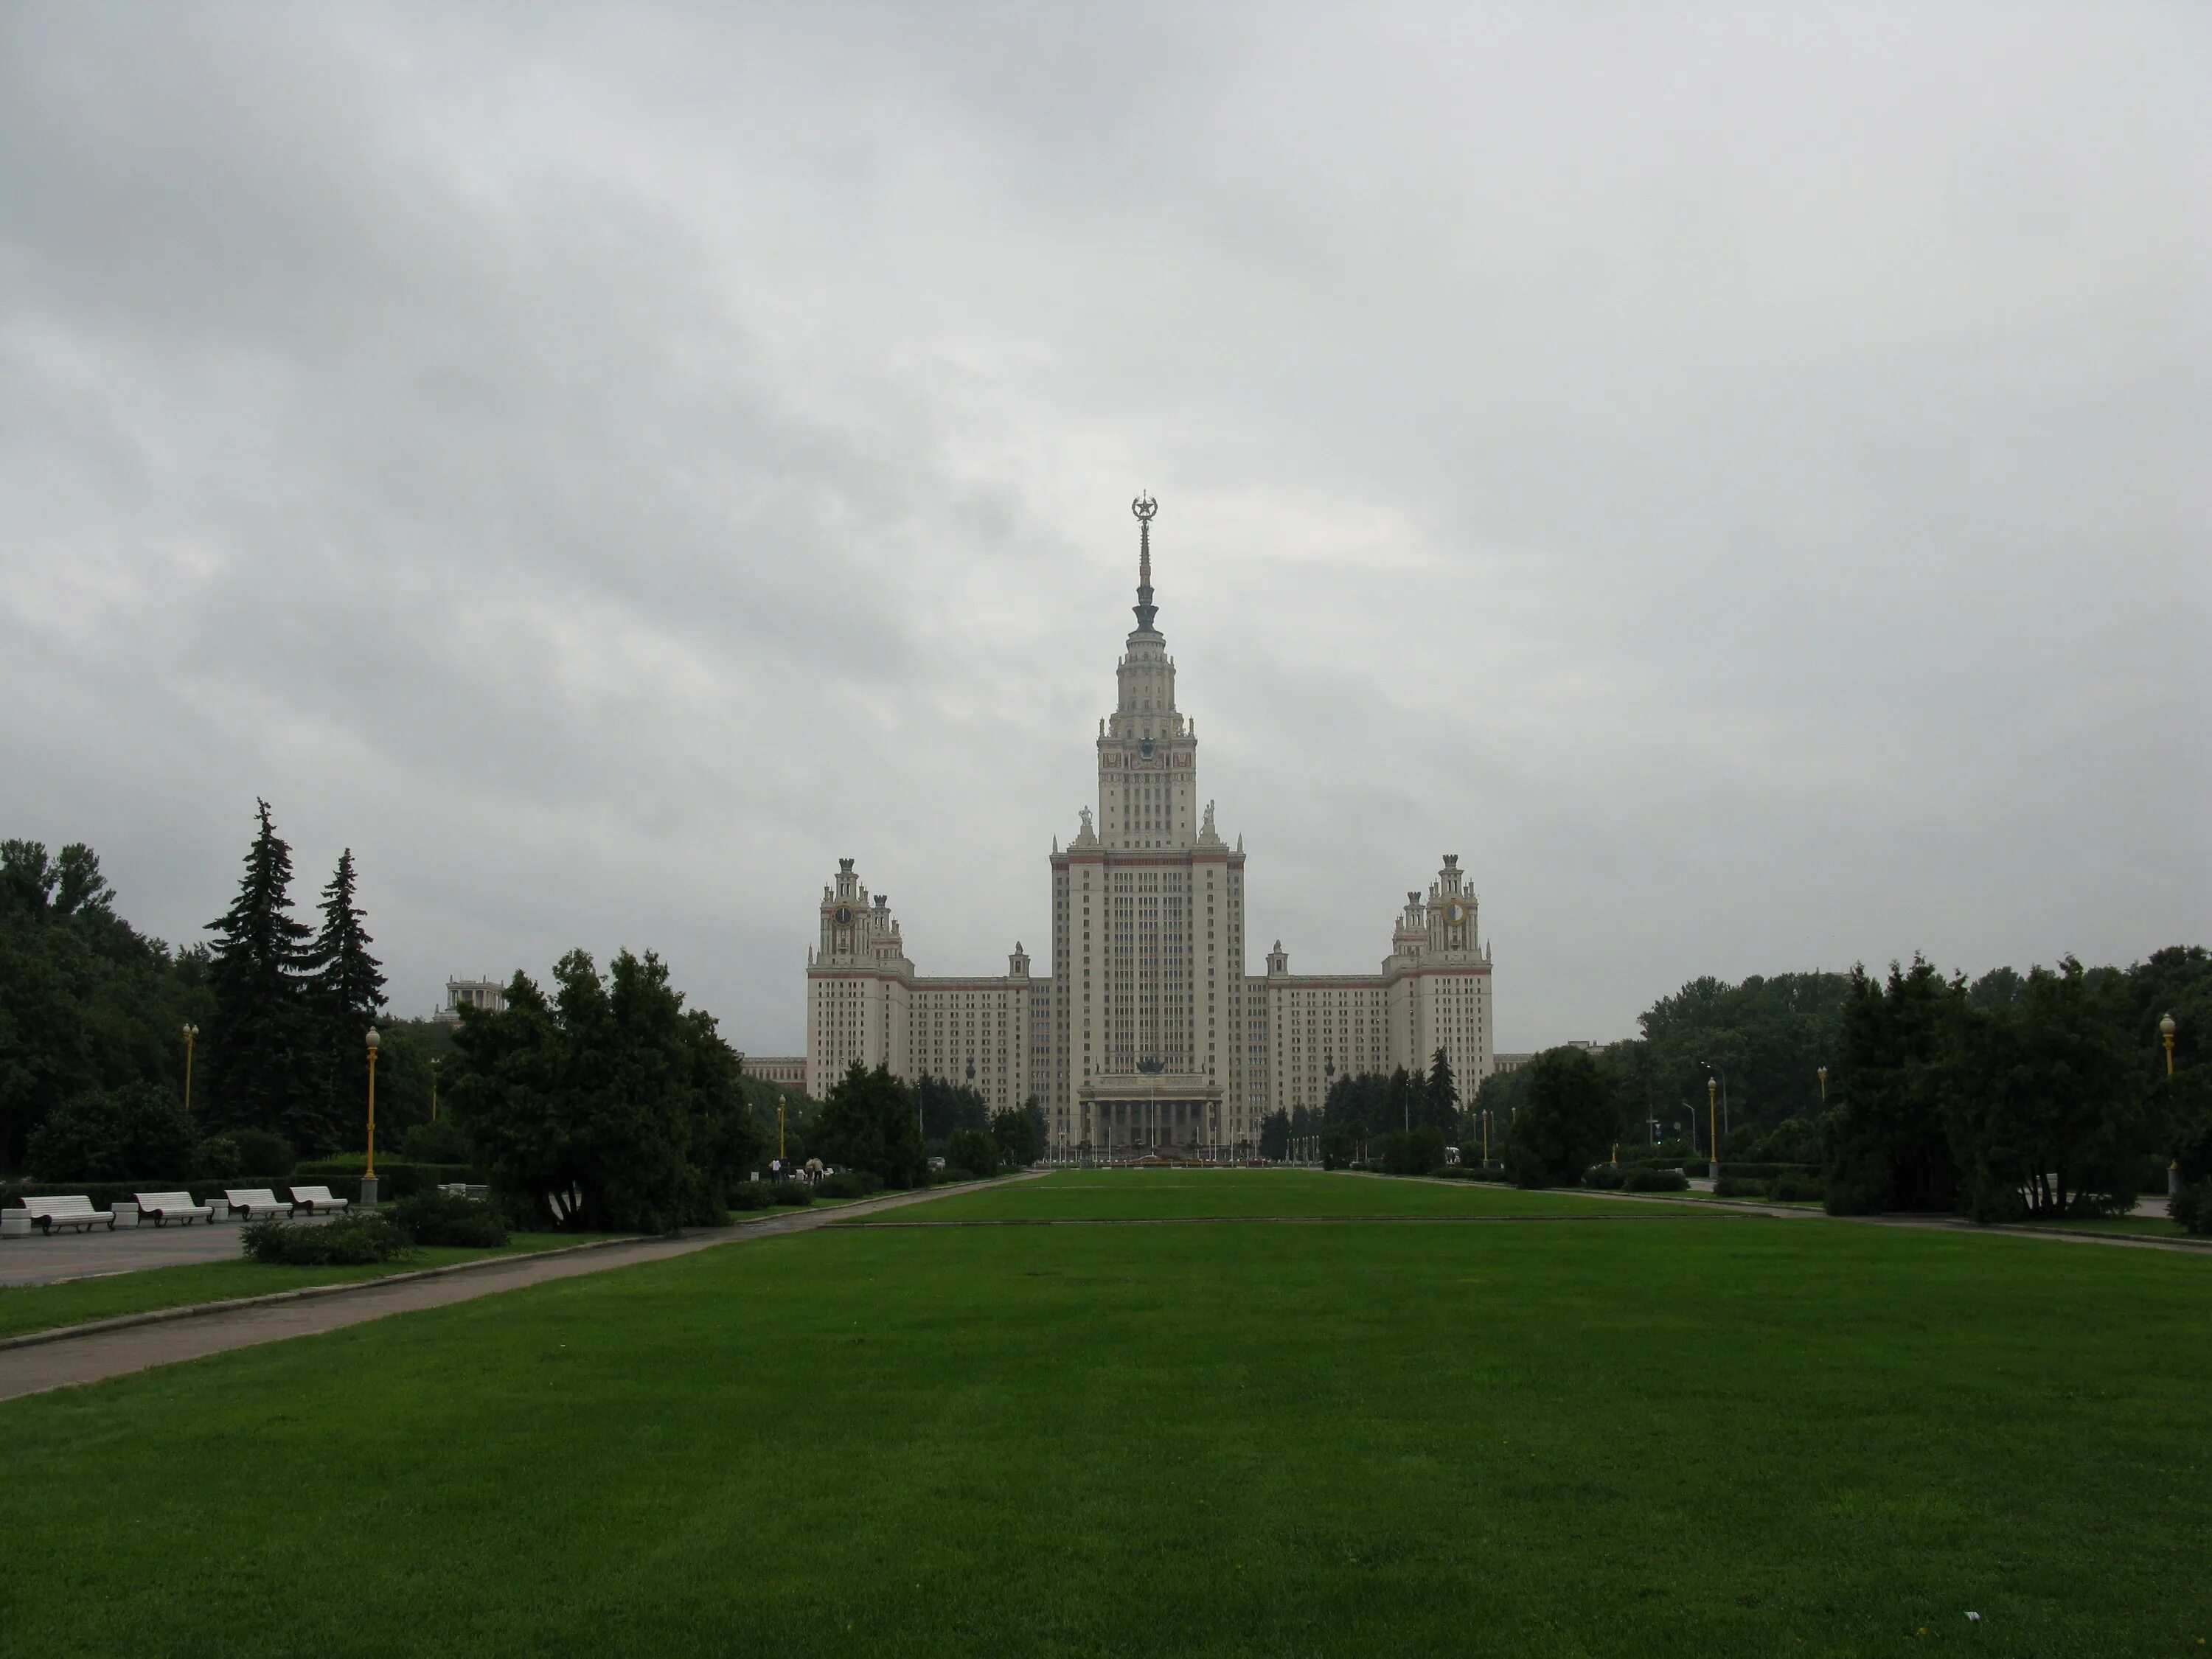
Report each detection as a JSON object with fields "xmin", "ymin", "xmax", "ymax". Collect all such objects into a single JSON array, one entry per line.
[
  {"xmin": 0, "ymin": 1233, "xmax": 625, "ymax": 1340},
  {"xmin": 1, "ymin": 1171, "xmax": 2207, "ymax": 1656},
  {"xmin": 911, "ymin": 1167, "xmax": 1703, "ymax": 1220}
]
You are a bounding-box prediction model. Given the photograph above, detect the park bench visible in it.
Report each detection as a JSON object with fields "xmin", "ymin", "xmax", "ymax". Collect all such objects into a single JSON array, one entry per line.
[
  {"xmin": 24, "ymin": 1195, "xmax": 116, "ymax": 1234},
  {"xmin": 436, "ymin": 1183, "xmax": 491, "ymax": 1200},
  {"xmin": 223, "ymin": 1188, "xmax": 296, "ymax": 1220},
  {"xmin": 135, "ymin": 1191, "xmax": 213, "ymax": 1226},
  {"xmin": 289, "ymin": 1185, "xmax": 350, "ymax": 1214}
]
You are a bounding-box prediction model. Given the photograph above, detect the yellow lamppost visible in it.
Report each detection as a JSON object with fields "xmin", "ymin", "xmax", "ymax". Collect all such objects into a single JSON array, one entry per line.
[
  {"xmin": 1818, "ymin": 1065, "xmax": 1828, "ymax": 1105},
  {"xmin": 778, "ymin": 1093, "xmax": 787, "ymax": 1162},
  {"xmin": 364, "ymin": 1027, "xmax": 380, "ymax": 1195},
  {"xmin": 181, "ymin": 1023, "xmax": 198, "ymax": 1113},
  {"xmin": 2163, "ymin": 1014, "xmax": 2180, "ymax": 1197},
  {"xmin": 1708, "ymin": 1076, "xmax": 1719, "ymax": 1180}
]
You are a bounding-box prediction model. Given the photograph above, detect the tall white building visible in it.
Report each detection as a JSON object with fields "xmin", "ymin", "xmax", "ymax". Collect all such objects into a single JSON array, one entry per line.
[{"xmin": 799, "ymin": 498, "xmax": 1494, "ymax": 1156}]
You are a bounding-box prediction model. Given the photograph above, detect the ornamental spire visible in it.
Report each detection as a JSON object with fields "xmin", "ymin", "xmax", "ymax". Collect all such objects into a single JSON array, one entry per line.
[{"xmin": 1132, "ymin": 493, "xmax": 1158, "ymax": 630}]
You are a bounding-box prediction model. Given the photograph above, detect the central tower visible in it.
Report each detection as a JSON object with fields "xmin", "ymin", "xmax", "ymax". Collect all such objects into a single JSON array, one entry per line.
[{"xmin": 1047, "ymin": 498, "xmax": 1250, "ymax": 1158}]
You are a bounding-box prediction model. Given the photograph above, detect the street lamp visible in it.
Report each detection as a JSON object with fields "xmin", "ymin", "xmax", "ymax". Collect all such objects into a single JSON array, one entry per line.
[
  {"xmin": 430, "ymin": 1055, "xmax": 442, "ymax": 1123},
  {"xmin": 181, "ymin": 1023, "xmax": 198, "ymax": 1113},
  {"xmin": 2162, "ymin": 1014, "xmax": 2180, "ymax": 1197},
  {"xmin": 1707, "ymin": 1076, "xmax": 1719, "ymax": 1181},
  {"xmin": 1818, "ymin": 1065, "xmax": 1828, "ymax": 1107},
  {"xmin": 364, "ymin": 1027, "xmax": 381, "ymax": 1205}
]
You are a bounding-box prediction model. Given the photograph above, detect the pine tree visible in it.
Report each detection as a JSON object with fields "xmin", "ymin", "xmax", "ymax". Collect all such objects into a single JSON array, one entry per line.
[
  {"xmin": 303, "ymin": 848, "xmax": 387, "ymax": 1149},
  {"xmin": 1427, "ymin": 1046, "xmax": 1459, "ymax": 1133},
  {"xmin": 202, "ymin": 800, "xmax": 316, "ymax": 1144}
]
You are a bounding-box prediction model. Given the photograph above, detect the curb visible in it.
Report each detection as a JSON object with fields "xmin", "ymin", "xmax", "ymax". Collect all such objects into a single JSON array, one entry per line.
[
  {"xmin": 0, "ymin": 1175, "xmax": 1038, "ymax": 1356},
  {"xmin": 0, "ymin": 1233, "xmax": 657, "ymax": 1352}
]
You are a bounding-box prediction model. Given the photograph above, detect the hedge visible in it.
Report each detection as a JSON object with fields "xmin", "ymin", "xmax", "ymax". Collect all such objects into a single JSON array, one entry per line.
[
  {"xmin": 1708, "ymin": 1162, "xmax": 1818, "ymax": 1181},
  {"xmin": 291, "ymin": 1161, "xmax": 473, "ymax": 1201}
]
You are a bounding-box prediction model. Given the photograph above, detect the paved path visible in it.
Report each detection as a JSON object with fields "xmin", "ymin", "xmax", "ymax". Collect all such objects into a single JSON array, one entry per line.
[
  {"xmin": 0, "ymin": 1182, "xmax": 1011, "ymax": 1405},
  {"xmin": 1, "ymin": 1218, "xmax": 305, "ymax": 1287}
]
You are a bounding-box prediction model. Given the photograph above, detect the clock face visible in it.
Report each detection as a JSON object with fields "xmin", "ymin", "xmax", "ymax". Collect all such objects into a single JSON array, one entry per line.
[
  {"xmin": 1448, "ymin": 903, "xmax": 1465, "ymax": 923},
  {"xmin": 835, "ymin": 906, "xmax": 852, "ymax": 925}
]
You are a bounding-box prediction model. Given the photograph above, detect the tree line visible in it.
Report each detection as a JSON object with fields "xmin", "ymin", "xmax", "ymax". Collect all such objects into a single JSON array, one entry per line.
[
  {"xmin": 2, "ymin": 805, "xmax": 410, "ymax": 1178},
  {"xmin": 1470, "ymin": 947, "xmax": 2210, "ymax": 1227}
]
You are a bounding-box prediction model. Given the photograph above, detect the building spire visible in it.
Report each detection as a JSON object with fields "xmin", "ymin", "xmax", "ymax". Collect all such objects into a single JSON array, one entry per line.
[{"xmin": 1131, "ymin": 493, "xmax": 1158, "ymax": 630}]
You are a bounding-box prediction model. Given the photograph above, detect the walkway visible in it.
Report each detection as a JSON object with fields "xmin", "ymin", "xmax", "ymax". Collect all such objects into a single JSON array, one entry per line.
[
  {"xmin": 1, "ymin": 1217, "xmax": 302, "ymax": 1287},
  {"xmin": 0, "ymin": 1182, "xmax": 1006, "ymax": 1405}
]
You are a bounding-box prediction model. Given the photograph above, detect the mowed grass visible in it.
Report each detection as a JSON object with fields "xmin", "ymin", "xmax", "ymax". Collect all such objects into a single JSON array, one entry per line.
[
  {"xmin": 0, "ymin": 1234, "xmax": 626, "ymax": 1340},
  {"xmin": 912, "ymin": 1167, "xmax": 1694, "ymax": 1221},
  {"xmin": 2, "ymin": 1174, "xmax": 2208, "ymax": 1657}
]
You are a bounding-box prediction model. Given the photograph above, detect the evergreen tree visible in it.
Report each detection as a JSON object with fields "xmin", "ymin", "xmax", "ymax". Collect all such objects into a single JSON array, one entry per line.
[
  {"xmin": 303, "ymin": 848, "xmax": 387, "ymax": 1140},
  {"xmin": 1425, "ymin": 1046, "xmax": 1459, "ymax": 1133},
  {"xmin": 202, "ymin": 800, "xmax": 316, "ymax": 1146}
]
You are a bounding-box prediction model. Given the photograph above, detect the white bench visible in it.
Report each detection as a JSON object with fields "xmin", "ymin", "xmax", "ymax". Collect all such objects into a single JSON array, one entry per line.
[
  {"xmin": 135, "ymin": 1191, "xmax": 213, "ymax": 1226},
  {"xmin": 223, "ymin": 1188, "xmax": 296, "ymax": 1220},
  {"xmin": 289, "ymin": 1184, "xmax": 350, "ymax": 1214},
  {"xmin": 24, "ymin": 1195, "xmax": 116, "ymax": 1234}
]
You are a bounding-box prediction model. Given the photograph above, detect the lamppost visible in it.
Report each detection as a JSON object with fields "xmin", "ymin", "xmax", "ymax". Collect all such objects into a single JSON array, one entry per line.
[
  {"xmin": 1818, "ymin": 1065, "xmax": 1828, "ymax": 1107},
  {"xmin": 777, "ymin": 1092, "xmax": 787, "ymax": 1163},
  {"xmin": 430, "ymin": 1056, "xmax": 442, "ymax": 1123},
  {"xmin": 364, "ymin": 1027, "xmax": 381, "ymax": 1206},
  {"xmin": 2162, "ymin": 1013, "xmax": 2179, "ymax": 1196},
  {"xmin": 1707, "ymin": 1076, "xmax": 1719, "ymax": 1183},
  {"xmin": 181, "ymin": 1023, "xmax": 198, "ymax": 1113}
]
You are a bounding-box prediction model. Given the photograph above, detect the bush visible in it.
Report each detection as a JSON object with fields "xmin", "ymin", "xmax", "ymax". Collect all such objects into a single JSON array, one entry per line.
[
  {"xmin": 229, "ymin": 1129, "xmax": 296, "ymax": 1178},
  {"xmin": 728, "ymin": 1183, "xmax": 773, "ymax": 1211},
  {"xmin": 399, "ymin": 1118, "xmax": 473, "ymax": 1165},
  {"xmin": 1465, "ymin": 1161, "xmax": 1509, "ymax": 1183},
  {"xmin": 1624, "ymin": 1167, "xmax": 1689, "ymax": 1192},
  {"xmin": 24, "ymin": 1082, "xmax": 201, "ymax": 1182},
  {"xmin": 386, "ymin": 1190, "xmax": 507, "ymax": 1248},
  {"xmin": 766, "ymin": 1180, "xmax": 814, "ymax": 1207},
  {"xmin": 291, "ymin": 1160, "xmax": 472, "ymax": 1202},
  {"xmin": 813, "ymin": 1171, "xmax": 882, "ymax": 1200},
  {"xmin": 947, "ymin": 1128, "xmax": 999, "ymax": 1179},
  {"xmin": 2171, "ymin": 1178, "xmax": 2212, "ymax": 1237},
  {"xmin": 1683, "ymin": 1158, "xmax": 1710, "ymax": 1178},
  {"xmin": 1581, "ymin": 1164, "xmax": 1627, "ymax": 1190},
  {"xmin": 1768, "ymin": 1172, "xmax": 1827, "ymax": 1203},
  {"xmin": 193, "ymin": 1135, "xmax": 245, "ymax": 1180},
  {"xmin": 1712, "ymin": 1176, "xmax": 1766, "ymax": 1199},
  {"xmin": 240, "ymin": 1212, "xmax": 411, "ymax": 1266}
]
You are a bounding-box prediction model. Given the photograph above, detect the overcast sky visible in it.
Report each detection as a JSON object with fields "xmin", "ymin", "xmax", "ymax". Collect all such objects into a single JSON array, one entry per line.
[{"xmin": 3, "ymin": 4, "xmax": 2207, "ymax": 1054}]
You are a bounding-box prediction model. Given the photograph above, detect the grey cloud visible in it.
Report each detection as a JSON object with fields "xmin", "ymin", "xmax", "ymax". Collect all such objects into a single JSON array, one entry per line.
[{"xmin": 2, "ymin": 3, "xmax": 2206, "ymax": 1051}]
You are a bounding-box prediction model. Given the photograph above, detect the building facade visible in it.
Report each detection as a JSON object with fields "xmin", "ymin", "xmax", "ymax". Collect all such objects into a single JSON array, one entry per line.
[{"xmin": 803, "ymin": 500, "xmax": 1495, "ymax": 1156}]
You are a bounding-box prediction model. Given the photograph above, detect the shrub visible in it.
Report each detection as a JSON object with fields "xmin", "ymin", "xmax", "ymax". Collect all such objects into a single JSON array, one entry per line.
[
  {"xmin": 400, "ymin": 1118, "xmax": 473, "ymax": 1165},
  {"xmin": 947, "ymin": 1128, "xmax": 999, "ymax": 1179},
  {"xmin": 386, "ymin": 1190, "xmax": 507, "ymax": 1248},
  {"xmin": 1713, "ymin": 1176, "xmax": 1767, "ymax": 1199},
  {"xmin": 1581, "ymin": 1164, "xmax": 1627, "ymax": 1190},
  {"xmin": 728, "ymin": 1183, "xmax": 773, "ymax": 1211},
  {"xmin": 1768, "ymin": 1172, "xmax": 1827, "ymax": 1203},
  {"xmin": 1465, "ymin": 1161, "xmax": 1510, "ymax": 1183},
  {"xmin": 25, "ymin": 1082, "xmax": 201, "ymax": 1181},
  {"xmin": 193, "ymin": 1135, "xmax": 245, "ymax": 1180},
  {"xmin": 814, "ymin": 1172, "xmax": 882, "ymax": 1200},
  {"xmin": 1683, "ymin": 1158, "xmax": 1710, "ymax": 1178},
  {"xmin": 1624, "ymin": 1167, "xmax": 1689, "ymax": 1192},
  {"xmin": 2171, "ymin": 1179, "xmax": 2212, "ymax": 1237},
  {"xmin": 766, "ymin": 1180, "xmax": 814, "ymax": 1207},
  {"xmin": 240, "ymin": 1212, "xmax": 410, "ymax": 1266},
  {"xmin": 229, "ymin": 1129, "xmax": 296, "ymax": 1177}
]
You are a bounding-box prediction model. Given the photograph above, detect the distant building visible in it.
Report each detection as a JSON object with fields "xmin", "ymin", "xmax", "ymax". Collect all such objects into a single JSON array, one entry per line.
[
  {"xmin": 1490, "ymin": 1040, "xmax": 1615, "ymax": 1077},
  {"xmin": 434, "ymin": 978, "xmax": 509, "ymax": 1024},
  {"xmin": 742, "ymin": 1054, "xmax": 807, "ymax": 1091},
  {"xmin": 800, "ymin": 501, "xmax": 1498, "ymax": 1157}
]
